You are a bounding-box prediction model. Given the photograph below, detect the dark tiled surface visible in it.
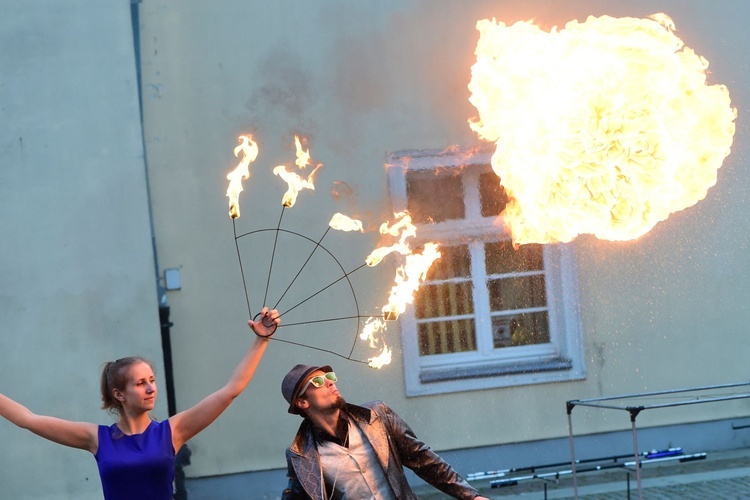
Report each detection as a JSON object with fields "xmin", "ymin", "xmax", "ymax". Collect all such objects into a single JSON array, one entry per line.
[{"xmin": 414, "ymin": 448, "xmax": 750, "ymax": 499}]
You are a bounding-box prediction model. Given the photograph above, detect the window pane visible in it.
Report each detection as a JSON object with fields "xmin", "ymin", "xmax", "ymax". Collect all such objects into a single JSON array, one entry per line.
[
  {"xmin": 418, "ymin": 318, "xmax": 476, "ymax": 355},
  {"xmin": 406, "ymin": 170, "xmax": 464, "ymax": 223},
  {"xmin": 415, "ymin": 281, "xmax": 473, "ymax": 319},
  {"xmin": 479, "ymin": 171, "xmax": 509, "ymax": 217},
  {"xmin": 487, "ymin": 275, "xmax": 547, "ymax": 311},
  {"xmin": 491, "ymin": 311, "xmax": 550, "ymax": 348},
  {"xmin": 485, "ymin": 240, "xmax": 544, "ymax": 275},
  {"xmin": 426, "ymin": 244, "xmax": 471, "ymax": 280}
]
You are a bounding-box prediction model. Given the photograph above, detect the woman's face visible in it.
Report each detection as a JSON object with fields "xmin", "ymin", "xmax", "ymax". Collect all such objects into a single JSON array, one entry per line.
[{"xmin": 117, "ymin": 361, "xmax": 157, "ymax": 412}]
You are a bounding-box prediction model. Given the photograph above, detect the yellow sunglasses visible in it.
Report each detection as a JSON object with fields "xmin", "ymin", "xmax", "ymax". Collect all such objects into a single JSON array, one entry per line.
[{"xmin": 299, "ymin": 372, "xmax": 337, "ymax": 396}]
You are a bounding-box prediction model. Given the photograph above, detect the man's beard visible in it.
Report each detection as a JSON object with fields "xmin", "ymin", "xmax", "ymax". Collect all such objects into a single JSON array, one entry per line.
[{"xmin": 321, "ymin": 395, "xmax": 347, "ymax": 414}]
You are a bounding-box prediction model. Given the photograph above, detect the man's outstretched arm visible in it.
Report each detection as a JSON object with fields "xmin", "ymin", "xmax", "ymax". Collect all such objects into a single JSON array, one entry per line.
[{"xmin": 378, "ymin": 402, "xmax": 488, "ymax": 500}]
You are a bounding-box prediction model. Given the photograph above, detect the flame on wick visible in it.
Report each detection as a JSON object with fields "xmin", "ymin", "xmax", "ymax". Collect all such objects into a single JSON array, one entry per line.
[
  {"xmin": 468, "ymin": 14, "xmax": 736, "ymax": 244},
  {"xmin": 361, "ymin": 212, "xmax": 441, "ymax": 368},
  {"xmin": 273, "ymin": 136, "xmax": 322, "ymax": 208},
  {"xmin": 360, "ymin": 317, "xmax": 392, "ymax": 369},
  {"xmin": 365, "ymin": 212, "xmax": 417, "ymax": 267},
  {"xmin": 226, "ymin": 135, "xmax": 259, "ymax": 219},
  {"xmin": 295, "ymin": 135, "xmax": 311, "ymax": 169},
  {"xmin": 360, "ymin": 317, "xmax": 386, "ymax": 347},
  {"xmin": 382, "ymin": 242, "xmax": 441, "ymax": 321},
  {"xmin": 366, "ymin": 213, "xmax": 441, "ymax": 321},
  {"xmin": 369, "ymin": 346, "xmax": 392, "ymax": 369},
  {"xmin": 329, "ymin": 213, "xmax": 364, "ymax": 232}
]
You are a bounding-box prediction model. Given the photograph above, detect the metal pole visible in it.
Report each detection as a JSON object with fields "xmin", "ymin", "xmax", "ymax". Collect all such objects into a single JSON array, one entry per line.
[
  {"xmin": 626, "ymin": 471, "xmax": 631, "ymax": 500},
  {"xmin": 629, "ymin": 408, "xmax": 643, "ymax": 500},
  {"xmin": 566, "ymin": 401, "xmax": 579, "ymax": 499},
  {"xmin": 571, "ymin": 381, "xmax": 750, "ymax": 404}
]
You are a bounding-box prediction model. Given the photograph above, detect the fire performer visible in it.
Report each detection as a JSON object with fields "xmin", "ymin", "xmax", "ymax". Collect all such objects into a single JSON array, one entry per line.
[
  {"xmin": 280, "ymin": 364, "xmax": 490, "ymax": 499},
  {"xmin": 0, "ymin": 307, "xmax": 280, "ymax": 500}
]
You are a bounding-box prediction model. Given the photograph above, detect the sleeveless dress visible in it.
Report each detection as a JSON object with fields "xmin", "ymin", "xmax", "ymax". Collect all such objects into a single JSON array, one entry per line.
[{"xmin": 95, "ymin": 420, "xmax": 176, "ymax": 500}]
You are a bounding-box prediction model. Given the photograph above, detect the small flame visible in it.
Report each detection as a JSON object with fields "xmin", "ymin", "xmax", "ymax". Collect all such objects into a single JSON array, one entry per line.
[
  {"xmin": 382, "ymin": 242, "xmax": 441, "ymax": 320},
  {"xmin": 329, "ymin": 213, "xmax": 364, "ymax": 232},
  {"xmin": 359, "ymin": 317, "xmax": 391, "ymax": 369},
  {"xmin": 368, "ymin": 345, "xmax": 392, "ymax": 369},
  {"xmin": 360, "ymin": 213, "xmax": 441, "ymax": 368},
  {"xmin": 294, "ymin": 135, "xmax": 311, "ymax": 169},
  {"xmin": 468, "ymin": 14, "xmax": 736, "ymax": 244},
  {"xmin": 365, "ymin": 212, "xmax": 417, "ymax": 267},
  {"xmin": 226, "ymin": 135, "xmax": 259, "ymax": 219},
  {"xmin": 273, "ymin": 166, "xmax": 318, "ymax": 207},
  {"xmin": 360, "ymin": 317, "xmax": 386, "ymax": 348},
  {"xmin": 273, "ymin": 136, "xmax": 322, "ymax": 208}
]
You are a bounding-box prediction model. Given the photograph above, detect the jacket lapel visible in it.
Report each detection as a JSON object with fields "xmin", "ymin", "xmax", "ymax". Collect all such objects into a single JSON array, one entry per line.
[
  {"xmin": 351, "ymin": 404, "xmax": 391, "ymax": 471},
  {"xmin": 289, "ymin": 420, "xmax": 324, "ymax": 499}
]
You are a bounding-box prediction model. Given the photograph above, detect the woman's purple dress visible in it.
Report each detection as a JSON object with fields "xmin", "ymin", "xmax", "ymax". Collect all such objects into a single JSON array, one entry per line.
[{"xmin": 95, "ymin": 420, "xmax": 175, "ymax": 500}]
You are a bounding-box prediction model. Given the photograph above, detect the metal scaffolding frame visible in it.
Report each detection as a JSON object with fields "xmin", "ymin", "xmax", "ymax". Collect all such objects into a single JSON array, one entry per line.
[{"xmin": 566, "ymin": 381, "xmax": 750, "ymax": 499}]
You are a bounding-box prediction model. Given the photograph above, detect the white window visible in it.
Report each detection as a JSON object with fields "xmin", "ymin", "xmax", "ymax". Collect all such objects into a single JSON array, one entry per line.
[{"xmin": 386, "ymin": 146, "xmax": 586, "ymax": 396}]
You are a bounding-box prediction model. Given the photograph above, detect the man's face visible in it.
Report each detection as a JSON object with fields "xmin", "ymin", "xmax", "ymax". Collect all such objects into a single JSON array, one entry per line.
[{"xmin": 296, "ymin": 369, "xmax": 345, "ymax": 415}]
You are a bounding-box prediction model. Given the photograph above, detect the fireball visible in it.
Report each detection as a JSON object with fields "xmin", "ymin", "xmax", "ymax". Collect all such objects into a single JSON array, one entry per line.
[{"xmin": 468, "ymin": 14, "xmax": 736, "ymax": 244}]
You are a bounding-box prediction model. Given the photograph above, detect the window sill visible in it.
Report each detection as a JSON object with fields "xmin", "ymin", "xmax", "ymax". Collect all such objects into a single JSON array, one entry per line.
[{"xmin": 419, "ymin": 357, "xmax": 574, "ymax": 383}]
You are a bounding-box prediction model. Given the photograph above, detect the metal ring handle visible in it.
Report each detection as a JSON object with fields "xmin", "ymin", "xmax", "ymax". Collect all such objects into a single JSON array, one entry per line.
[{"xmin": 253, "ymin": 311, "xmax": 277, "ymax": 337}]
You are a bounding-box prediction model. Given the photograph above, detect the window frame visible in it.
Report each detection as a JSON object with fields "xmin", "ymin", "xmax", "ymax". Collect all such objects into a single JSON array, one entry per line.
[{"xmin": 386, "ymin": 146, "xmax": 586, "ymax": 396}]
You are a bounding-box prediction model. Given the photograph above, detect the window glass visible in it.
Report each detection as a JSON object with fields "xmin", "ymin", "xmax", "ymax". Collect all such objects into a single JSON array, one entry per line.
[
  {"xmin": 418, "ymin": 319, "xmax": 476, "ymax": 355},
  {"xmin": 478, "ymin": 170, "xmax": 509, "ymax": 216},
  {"xmin": 491, "ymin": 312, "xmax": 550, "ymax": 348},
  {"xmin": 485, "ymin": 240, "xmax": 544, "ymax": 275},
  {"xmin": 426, "ymin": 244, "xmax": 471, "ymax": 280},
  {"xmin": 415, "ymin": 281, "xmax": 474, "ymax": 319},
  {"xmin": 406, "ymin": 170, "xmax": 464, "ymax": 223},
  {"xmin": 487, "ymin": 275, "xmax": 547, "ymax": 311}
]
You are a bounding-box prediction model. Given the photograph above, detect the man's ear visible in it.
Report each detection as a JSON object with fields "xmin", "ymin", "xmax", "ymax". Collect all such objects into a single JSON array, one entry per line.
[{"xmin": 295, "ymin": 398, "xmax": 309, "ymax": 412}]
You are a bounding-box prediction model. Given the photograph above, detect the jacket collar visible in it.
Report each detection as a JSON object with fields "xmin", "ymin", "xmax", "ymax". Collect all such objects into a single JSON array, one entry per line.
[{"xmin": 289, "ymin": 403, "xmax": 374, "ymax": 456}]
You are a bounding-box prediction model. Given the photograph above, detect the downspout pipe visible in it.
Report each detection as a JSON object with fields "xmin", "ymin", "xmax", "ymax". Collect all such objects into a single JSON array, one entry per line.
[{"xmin": 130, "ymin": 1, "xmax": 190, "ymax": 498}]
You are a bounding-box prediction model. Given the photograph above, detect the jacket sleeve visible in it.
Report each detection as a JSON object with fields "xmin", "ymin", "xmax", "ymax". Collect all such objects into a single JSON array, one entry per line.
[
  {"xmin": 281, "ymin": 450, "xmax": 311, "ymax": 500},
  {"xmin": 379, "ymin": 403, "xmax": 479, "ymax": 500}
]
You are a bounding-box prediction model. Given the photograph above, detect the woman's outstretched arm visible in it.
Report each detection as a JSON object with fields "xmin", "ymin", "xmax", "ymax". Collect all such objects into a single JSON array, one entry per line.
[
  {"xmin": 169, "ymin": 307, "xmax": 279, "ymax": 450},
  {"xmin": 0, "ymin": 393, "xmax": 98, "ymax": 453}
]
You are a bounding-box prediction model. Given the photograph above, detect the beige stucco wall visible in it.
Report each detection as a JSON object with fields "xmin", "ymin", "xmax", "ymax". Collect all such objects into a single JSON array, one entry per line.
[
  {"xmin": 3, "ymin": 0, "xmax": 749, "ymax": 497},
  {"xmin": 0, "ymin": 1, "xmax": 164, "ymax": 499},
  {"xmin": 138, "ymin": 0, "xmax": 750, "ymax": 480}
]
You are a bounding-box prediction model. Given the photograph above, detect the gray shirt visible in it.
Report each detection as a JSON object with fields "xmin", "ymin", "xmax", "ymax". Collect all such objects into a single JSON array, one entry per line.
[{"xmin": 318, "ymin": 419, "xmax": 397, "ymax": 500}]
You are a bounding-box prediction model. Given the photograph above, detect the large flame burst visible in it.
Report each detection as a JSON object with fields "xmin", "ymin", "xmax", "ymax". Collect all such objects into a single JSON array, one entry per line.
[{"xmin": 468, "ymin": 14, "xmax": 737, "ymax": 244}]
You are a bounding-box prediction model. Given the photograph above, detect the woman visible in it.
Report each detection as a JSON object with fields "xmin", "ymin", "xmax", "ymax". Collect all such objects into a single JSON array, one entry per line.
[{"xmin": 0, "ymin": 307, "xmax": 279, "ymax": 499}]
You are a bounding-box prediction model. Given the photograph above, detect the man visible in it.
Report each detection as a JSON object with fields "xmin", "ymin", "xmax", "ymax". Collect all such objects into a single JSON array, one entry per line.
[{"xmin": 280, "ymin": 364, "xmax": 490, "ymax": 499}]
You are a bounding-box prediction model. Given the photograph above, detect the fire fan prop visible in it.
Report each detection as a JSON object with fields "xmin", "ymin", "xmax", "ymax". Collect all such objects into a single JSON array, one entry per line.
[
  {"xmin": 226, "ymin": 135, "xmax": 440, "ymax": 368},
  {"xmin": 468, "ymin": 13, "xmax": 737, "ymax": 245}
]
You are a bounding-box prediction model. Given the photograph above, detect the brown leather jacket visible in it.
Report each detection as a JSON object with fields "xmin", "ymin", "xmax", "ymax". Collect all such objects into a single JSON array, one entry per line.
[{"xmin": 281, "ymin": 401, "xmax": 479, "ymax": 499}]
